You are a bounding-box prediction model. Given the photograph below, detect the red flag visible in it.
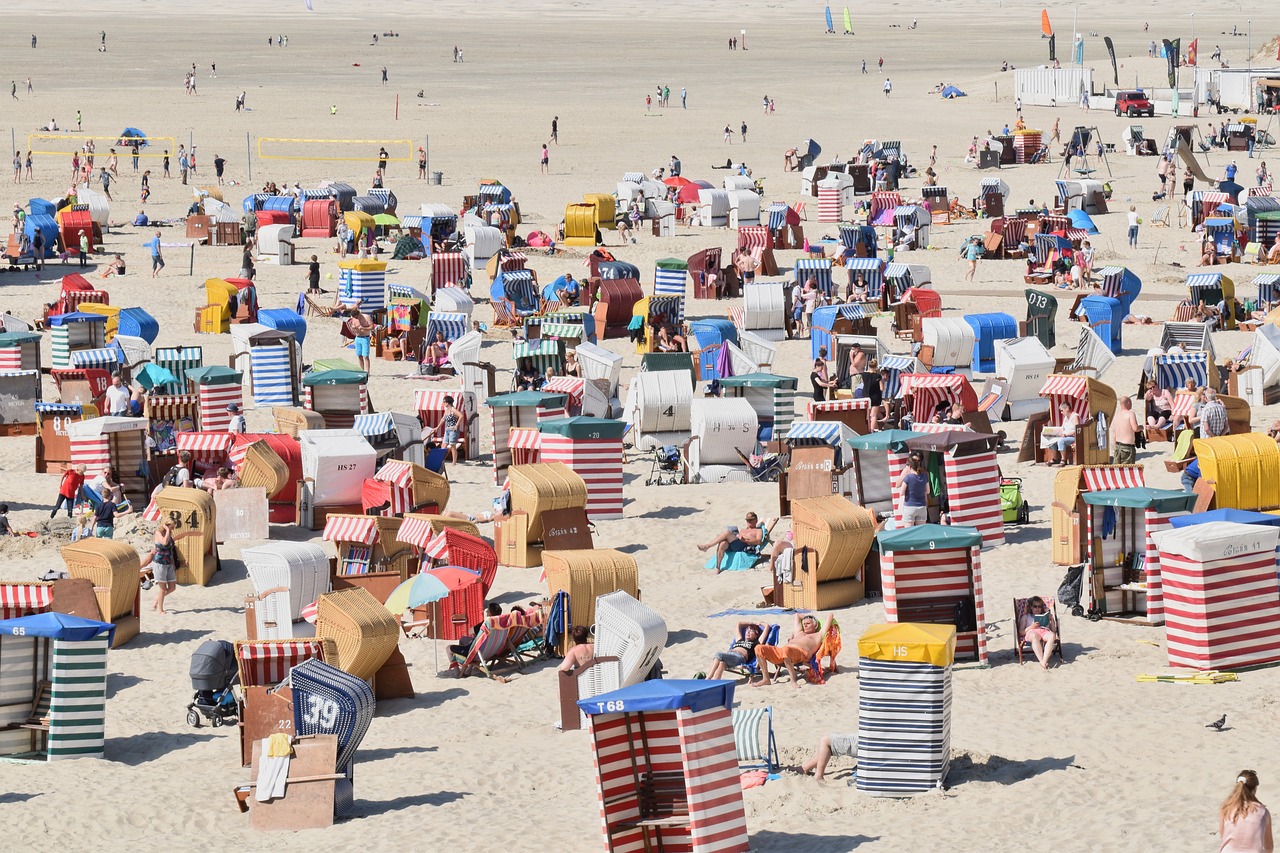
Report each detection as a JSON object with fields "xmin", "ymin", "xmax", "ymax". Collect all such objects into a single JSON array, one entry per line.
[{"xmin": 1188, "ymin": 39, "xmax": 1198, "ymax": 66}]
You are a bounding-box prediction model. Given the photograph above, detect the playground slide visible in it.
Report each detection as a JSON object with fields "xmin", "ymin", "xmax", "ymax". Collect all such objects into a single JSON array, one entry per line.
[{"xmin": 1176, "ymin": 139, "xmax": 1213, "ymax": 183}]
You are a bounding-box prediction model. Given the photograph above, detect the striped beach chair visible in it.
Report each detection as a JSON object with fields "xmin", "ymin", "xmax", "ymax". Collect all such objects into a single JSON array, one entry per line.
[
  {"xmin": 512, "ymin": 339, "xmax": 564, "ymax": 381},
  {"xmin": 431, "ymin": 252, "xmax": 468, "ymax": 293},
  {"xmin": 793, "ymin": 258, "xmax": 833, "ymax": 296},
  {"xmin": 731, "ymin": 706, "xmax": 779, "ymax": 773},
  {"xmin": 491, "ymin": 270, "xmax": 541, "ymax": 327},
  {"xmin": 70, "ymin": 347, "xmax": 122, "ymax": 372},
  {"xmin": 1155, "ymin": 352, "xmax": 1212, "ymax": 392},
  {"xmin": 423, "ymin": 311, "xmax": 469, "ymax": 344},
  {"xmin": 845, "ymin": 257, "xmax": 886, "ymax": 298},
  {"xmin": 653, "ymin": 258, "xmax": 688, "ymax": 297}
]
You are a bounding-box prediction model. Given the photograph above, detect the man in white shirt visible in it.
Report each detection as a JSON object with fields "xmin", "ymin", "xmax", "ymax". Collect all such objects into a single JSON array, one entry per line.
[
  {"xmin": 227, "ymin": 403, "xmax": 247, "ymax": 434},
  {"xmin": 104, "ymin": 374, "xmax": 130, "ymax": 416}
]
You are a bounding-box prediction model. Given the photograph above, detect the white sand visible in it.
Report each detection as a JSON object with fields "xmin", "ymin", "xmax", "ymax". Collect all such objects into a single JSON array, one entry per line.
[{"xmin": 0, "ymin": 2, "xmax": 1276, "ymax": 850}]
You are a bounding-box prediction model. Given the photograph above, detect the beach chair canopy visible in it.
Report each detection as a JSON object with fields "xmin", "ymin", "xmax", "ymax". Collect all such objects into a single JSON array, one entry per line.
[
  {"xmin": 0, "ymin": 611, "xmax": 115, "ymax": 645},
  {"xmin": 876, "ymin": 523, "xmax": 982, "ymax": 553},
  {"xmin": 577, "ymin": 679, "xmax": 735, "ymax": 715},
  {"xmin": 1080, "ymin": 487, "xmax": 1197, "ymax": 513},
  {"xmin": 302, "ymin": 368, "xmax": 367, "ymax": 386}
]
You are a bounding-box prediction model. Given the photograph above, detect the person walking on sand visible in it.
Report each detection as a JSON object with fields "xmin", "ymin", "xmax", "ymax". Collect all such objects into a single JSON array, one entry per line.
[
  {"xmin": 741, "ymin": 121, "xmax": 748, "ymax": 142},
  {"xmin": 681, "ymin": 86, "xmax": 686, "ymax": 108},
  {"xmin": 1128, "ymin": 205, "xmax": 1140, "ymax": 248},
  {"xmin": 10, "ymin": 81, "xmax": 16, "ymax": 101},
  {"xmin": 1051, "ymin": 117, "xmax": 1061, "ymax": 144},
  {"xmin": 145, "ymin": 230, "xmax": 164, "ymax": 277},
  {"xmin": 25, "ymin": 78, "xmax": 32, "ymax": 95},
  {"xmin": 861, "ymin": 59, "xmax": 867, "ymax": 74},
  {"xmin": 883, "ymin": 77, "xmax": 892, "ymax": 97},
  {"xmin": 99, "ymin": 167, "xmax": 112, "ymax": 199},
  {"xmin": 24, "ymin": 151, "xmax": 33, "ymax": 181},
  {"xmin": 551, "ymin": 116, "xmax": 558, "ymax": 145},
  {"xmin": 381, "ymin": 66, "xmax": 388, "ymax": 84},
  {"xmin": 724, "ymin": 124, "xmax": 733, "ymax": 144},
  {"xmin": 131, "ymin": 141, "xmax": 139, "ymax": 173},
  {"xmin": 646, "ymin": 94, "xmax": 651, "ymax": 111},
  {"xmin": 108, "ymin": 148, "xmax": 118, "ymax": 177},
  {"xmin": 140, "ymin": 521, "xmax": 178, "ymax": 614},
  {"xmin": 349, "ymin": 307, "xmax": 375, "ymax": 372},
  {"xmin": 213, "ymin": 153, "xmax": 226, "ymax": 185},
  {"xmin": 962, "ymin": 235, "xmax": 983, "ymax": 281},
  {"xmin": 540, "ymin": 143, "xmax": 549, "ymax": 175}
]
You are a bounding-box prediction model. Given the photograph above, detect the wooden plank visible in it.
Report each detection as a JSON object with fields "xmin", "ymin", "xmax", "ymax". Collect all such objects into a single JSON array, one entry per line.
[{"xmin": 213, "ymin": 487, "xmax": 270, "ymax": 543}]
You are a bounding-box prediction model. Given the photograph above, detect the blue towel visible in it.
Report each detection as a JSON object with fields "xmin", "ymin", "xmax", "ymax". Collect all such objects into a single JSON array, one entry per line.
[{"xmin": 707, "ymin": 608, "xmax": 813, "ymax": 618}]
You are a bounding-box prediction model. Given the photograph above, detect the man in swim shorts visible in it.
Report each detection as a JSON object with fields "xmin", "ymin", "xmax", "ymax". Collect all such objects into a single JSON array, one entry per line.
[
  {"xmin": 753, "ymin": 613, "xmax": 823, "ymax": 688},
  {"xmin": 348, "ymin": 307, "xmax": 375, "ymax": 372}
]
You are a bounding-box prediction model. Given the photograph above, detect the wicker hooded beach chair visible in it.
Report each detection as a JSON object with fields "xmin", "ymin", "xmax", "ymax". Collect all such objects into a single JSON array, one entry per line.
[
  {"xmin": 782, "ymin": 495, "xmax": 877, "ymax": 610},
  {"xmin": 314, "ymin": 587, "xmax": 401, "ymax": 682},
  {"xmin": 60, "ymin": 539, "xmax": 141, "ymax": 647}
]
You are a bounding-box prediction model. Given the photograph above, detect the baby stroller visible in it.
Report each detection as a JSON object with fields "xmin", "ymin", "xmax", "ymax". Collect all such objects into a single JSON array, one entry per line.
[
  {"xmin": 646, "ymin": 444, "xmax": 684, "ymax": 486},
  {"xmin": 735, "ymin": 448, "xmax": 785, "ymax": 483},
  {"xmin": 1000, "ymin": 477, "xmax": 1030, "ymax": 524},
  {"xmin": 186, "ymin": 639, "xmax": 240, "ymax": 728}
]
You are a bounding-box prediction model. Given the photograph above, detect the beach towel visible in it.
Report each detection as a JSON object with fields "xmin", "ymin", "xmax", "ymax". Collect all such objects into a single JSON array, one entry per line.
[{"xmin": 256, "ymin": 734, "xmax": 292, "ymax": 801}]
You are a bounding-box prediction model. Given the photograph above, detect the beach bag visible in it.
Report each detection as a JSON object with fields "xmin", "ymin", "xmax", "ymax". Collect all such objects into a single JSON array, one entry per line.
[{"xmin": 1057, "ymin": 564, "xmax": 1085, "ymax": 609}]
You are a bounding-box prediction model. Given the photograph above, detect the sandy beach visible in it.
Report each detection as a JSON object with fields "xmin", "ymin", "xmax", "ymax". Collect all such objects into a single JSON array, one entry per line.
[{"xmin": 1, "ymin": 2, "xmax": 1278, "ymax": 850}]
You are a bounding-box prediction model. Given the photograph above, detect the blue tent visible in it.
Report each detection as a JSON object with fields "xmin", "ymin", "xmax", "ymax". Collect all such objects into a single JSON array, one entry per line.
[
  {"xmin": 941, "ymin": 86, "xmax": 967, "ymax": 99},
  {"xmin": 578, "ymin": 679, "xmax": 736, "ymax": 715},
  {"xmin": 1068, "ymin": 209, "xmax": 1100, "ymax": 234},
  {"xmin": 0, "ymin": 611, "xmax": 115, "ymax": 645},
  {"xmin": 118, "ymin": 127, "xmax": 148, "ymax": 146}
]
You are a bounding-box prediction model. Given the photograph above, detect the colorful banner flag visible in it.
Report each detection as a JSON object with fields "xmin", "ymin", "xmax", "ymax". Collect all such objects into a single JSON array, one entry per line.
[
  {"xmin": 1162, "ymin": 39, "xmax": 1177, "ymax": 87},
  {"xmin": 1048, "ymin": 34, "xmax": 1056, "ymax": 62},
  {"xmin": 1074, "ymin": 34, "xmax": 1084, "ymax": 65},
  {"xmin": 1104, "ymin": 37, "xmax": 1119, "ymax": 85},
  {"xmin": 1188, "ymin": 39, "xmax": 1198, "ymax": 66},
  {"xmin": 1041, "ymin": 9, "xmax": 1053, "ymax": 37}
]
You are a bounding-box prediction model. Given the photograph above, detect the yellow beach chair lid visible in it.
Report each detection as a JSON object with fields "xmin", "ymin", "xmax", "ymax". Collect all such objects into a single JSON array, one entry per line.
[{"xmin": 858, "ymin": 622, "xmax": 956, "ymax": 667}]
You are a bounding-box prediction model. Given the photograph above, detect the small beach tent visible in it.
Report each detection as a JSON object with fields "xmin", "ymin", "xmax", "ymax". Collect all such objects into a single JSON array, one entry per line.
[
  {"xmin": 897, "ymin": 373, "xmax": 979, "ymax": 426},
  {"xmin": 230, "ymin": 325, "xmax": 301, "ymax": 408},
  {"xmin": 185, "ymin": 365, "xmax": 242, "ymax": 433},
  {"xmin": 846, "ymin": 429, "xmax": 924, "ymax": 519},
  {"xmin": 302, "ymin": 368, "xmax": 370, "ymax": 430},
  {"xmin": 1081, "ymin": 488, "xmax": 1196, "ymax": 624},
  {"xmin": 0, "ymin": 613, "xmax": 112, "ymax": 761},
  {"xmin": 718, "ymin": 373, "xmax": 796, "ymax": 442},
  {"xmin": 336, "ymin": 258, "xmax": 387, "ymax": 315},
  {"xmin": 230, "ymin": 433, "xmax": 302, "ymax": 524},
  {"xmin": 299, "ymin": 429, "xmax": 377, "ymax": 513},
  {"xmin": 903, "ymin": 431, "xmax": 1005, "ymax": 548},
  {"xmin": 920, "ymin": 318, "xmax": 976, "ymax": 373},
  {"xmin": 857, "ymin": 622, "xmax": 955, "ymax": 797},
  {"xmin": 48, "ymin": 313, "xmax": 107, "ymax": 370},
  {"xmin": 1078, "ymin": 295, "xmax": 1124, "ymax": 355},
  {"xmin": 1051, "ymin": 465, "xmax": 1147, "ymax": 566},
  {"xmin": 624, "ymin": 369, "xmax": 694, "ymax": 452},
  {"xmin": 686, "ymin": 397, "xmax": 759, "ymax": 484},
  {"xmin": 1192, "ymin": 433, "xmax": 1280, "ymax": 512},
  {"xmin": 1185, "ymin": 273, "xmax": 1236, "ymax": 330},
  {"xmin": 877, "ymin": 524, "xmax": 987, "ymax": 664},
  {"xmin": 993, "ymin": 337, "xmax": 1054, "ymax": 420},
  {"xmin": 539, "ymin": 417, "xmax": 627, "ymax": 520},
  {"xmin": 1021, "ymin": 375, "xmax": 1117, "ymax": 466},
  {"xmin": 0, "ymin": 331, "xmax": 42, "ymax": 373},
  {"xmin": 963, "ymin": 313, "xmax": 1018, "ymax": 373},
  {"xmin": 486, "ymin": 391, "xmax": 569, "ymax": 483},
  {"xmin": 577, "ymin": 680, "xmax": 748, "ymax": 853},
  {"xmin": 781, "ymin": 495, "xmax": 877, "ymax": 610},
  {"xmin": 413, "ymin": 389, "xmax": 479, "ymax": 461},
  {"xmin": 1154, "ymin": 522, "xmax": 1280, "ymax": 670},
  {"xmin": 66, "ymin": 416, "xmax": 149, "ymax": 505}
]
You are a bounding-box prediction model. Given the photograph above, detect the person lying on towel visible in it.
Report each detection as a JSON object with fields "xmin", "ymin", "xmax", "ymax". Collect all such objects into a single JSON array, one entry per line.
[
  {"xmin": 696, "ymin": 512, "xmax": 777, "ymax": 573},
  {"xmin": 752, "ymin": 613, "xmax": 823, "ymax": 689}
]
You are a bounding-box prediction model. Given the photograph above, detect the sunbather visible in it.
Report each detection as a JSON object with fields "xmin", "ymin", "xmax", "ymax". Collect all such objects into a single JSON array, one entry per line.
[
  {"xmin": 697, "ymin": 512, "xmax": 777, "ymax": 573},
  {"xmin": 705, "ymin": 623, "xmax": 763, "ymax": 681},
  {"xmin": 557, "ymin": 625, "xmax": 594, "ymax": 672},
  {"xmin": 448, "ymin": 601, "xmax": 502, "ymax": 658},
  {"xmin": 800, "ymin": 733, "xmax": 857, "ymax": 782},
  {"xmin": 1019, "ymin": 595, "xmax": 1058, "ymax": 669},
  {"xmin": 753, "ymin": 613, "xmax": 823, "ymax": 688}
]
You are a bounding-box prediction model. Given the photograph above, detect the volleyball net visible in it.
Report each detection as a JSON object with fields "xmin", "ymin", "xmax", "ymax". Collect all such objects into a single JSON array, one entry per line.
[
  {"xmin": 26, "ymin": 133, "xmax": 177, "ymax": 158},
  {"xmin": 255, "ymin": 137, "xmax": 415, "ymax": 163}
]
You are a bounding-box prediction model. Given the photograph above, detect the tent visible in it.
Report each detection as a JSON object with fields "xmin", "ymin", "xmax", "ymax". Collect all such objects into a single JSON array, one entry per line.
[
  {"xmin": 903, "ymin": 432, "xmax": 1004, "ymax": 548},
  {"xmin": 940, "ymin": 86, "xmax": 967, "ymax": 98},
  {"xmin": 877, "ymin": 524, "xmax": 988, "ymax": 664},
  {"xmin": 116, "ymin": 127, "xmax": 148, "ymax": 145},
  {"xmin": 1081, "ymin": 487, "xmax": 1196, "ymax": 624},
  {"xmin": 1155, "ymin": 522, "xmax": 1280, "ymax": 670},
  {"xmin": 0, "ymin": 612, "xmax": 113, "ymax": 761},
  {"xmin": 857, "ymin": 623, "xmax": 955, "ymax": 796}
]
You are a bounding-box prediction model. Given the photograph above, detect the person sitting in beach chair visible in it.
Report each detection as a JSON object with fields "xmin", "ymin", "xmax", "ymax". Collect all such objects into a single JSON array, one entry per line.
[
  {"xmin": 1016, "ymin": 595, "xmax": 1061, "ymax": 669},
  {"xmin": 557, "ymin": 625, "xmax": 594, "ymax": 672},
  {"xmin": 696, "ymin": 512, "xmax": 777, "ymax": 573},
  {"xmin": 448, "ymin": 601, "xmax": 502, "ymax": 659},
  {"xmin": 752, "ymin": 613, "xmax": 824, "ymax": 688},
  {"xmin": 704, "ymin": 623, "xmax": 765, "ymax": 681}
]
